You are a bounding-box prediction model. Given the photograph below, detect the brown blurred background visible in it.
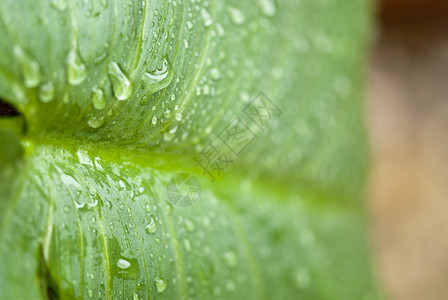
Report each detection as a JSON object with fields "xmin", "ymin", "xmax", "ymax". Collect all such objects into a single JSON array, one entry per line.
[{"xmin": 369, "ymin": 0, "xmax": 448, "ymax": 299}]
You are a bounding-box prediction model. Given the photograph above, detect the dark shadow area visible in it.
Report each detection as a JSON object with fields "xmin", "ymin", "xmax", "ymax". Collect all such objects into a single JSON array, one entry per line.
[{"xmin": 0, "ymin": 99, "xmax": 20, "ymax": 117}]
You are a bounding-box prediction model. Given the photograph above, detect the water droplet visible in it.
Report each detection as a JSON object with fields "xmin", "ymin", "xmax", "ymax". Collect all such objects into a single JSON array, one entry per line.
[
  {"xmin": 113, "ymin": 254, "xmax": 140, "ymax": 279},
  {"xmin": 142, "ymin": 58, "xmax": 173, "ymax": 94},
  {"xmin": 186, "ymin": 21, "xmax": 193, "ymax": 29},
  {"xmin": 87, "ymin": 118, "xmax": 105, "ymax": 128},
  {"xmin": 145, "ymin": 203, "xmax": 151, "ymax": 212},
  {"xmin": 151, "ymin": 115, "xmax": 158, "ymax": 125},
  {"xmin": 87, "ymin": 289, "xmax": 93, "ymax": 298},
  {"xmin": 228, "ymin": 7, "xmax": 245, "ymax": 25},
  {"xmin": 51, "ymin": 0, "xmax": 67, "ymax": 10},
  {"xmin": 169, "ymin": 125, "xmax": 178, "ymax": 134},
  {"xmin": 183, "ymin": 39, "xmax": 189, "ymax": 49},
  {"xmin": 183, "ymin": 238, "xmax": 192, "ymax": 252},
  {"xmin": 74, "ymin": 200, "xmax": 86, "ymax": 209},
  {"xmin": 185, "ymin": 219, "xmax": 195, "ymax": 232},
  {"xmin": 210, "ymin": 68, "xmax": 221, "ymax": 80},
  {"xmin": 133, "ymin": 292, "xmax": 139, "ymax": 300},
  {"xmin": 92, "ymin": 86, "xmax": 106, "ymax": 110},
  {"xmin": 163, "ymin": 125, "xmax": 177, "ymax": 141},
  {"xmin": 76, "ymin": 150, "xmax": 93, "ymax": 166},
  {"xmin": 38, "ymin": 82, "xmax": 55, "ymax": 103},
  {"xmin": 163, "ymin": 109, "xmax": 171, "ymax": 118},
  {"xmin": 223, "ymin": 250, "xmax": 238, "ymax": 267},
  {"xmin": 14, "ymin": 46, "xmax": 40, "ymax": 88},
  {"xmin": 117, "ymin": 258, "xmax": 131, "ymax": 269},
  {"xmin": 108, "ymin": 61, "xmax": 133, "ymax": 100},
  {"xmin": 201, "ymin": 8, "xmax": 213, "ymax": 27},
  {"xmin": 67, "ymin": 49, "xmax": 87, "ymax": 85},
  {"xmin": 100, "ymin": 0, "xmax": 108, "ymax": 8},
  {"xmin": 145, "ymin": 216, "xmax": 157, "ymax": 233},
  {"xmin": 258, "ymin": 0, "xmax": 276, "ymax": 16},
  {"xmin": 215, "ymin": 23, "xmax": 225, "ymax": 37},
  {"xmin": 154, "ymin": 277, "xmax": 167, "ymax": 293},
  {"xmin": 174, "ymin": 112, "xmax": 182, "ymax": 121}
]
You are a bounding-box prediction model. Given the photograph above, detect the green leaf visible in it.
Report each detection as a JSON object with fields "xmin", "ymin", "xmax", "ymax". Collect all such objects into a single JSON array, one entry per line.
[{"xmin": 0, "ymin": 0, "xmax": 379, "ymax": 299}]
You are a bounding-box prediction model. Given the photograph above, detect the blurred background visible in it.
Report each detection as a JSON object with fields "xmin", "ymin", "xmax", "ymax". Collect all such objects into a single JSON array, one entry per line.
[{"xmin": 368, "ymin": 0, "xmax": 448, "ymax": 299}]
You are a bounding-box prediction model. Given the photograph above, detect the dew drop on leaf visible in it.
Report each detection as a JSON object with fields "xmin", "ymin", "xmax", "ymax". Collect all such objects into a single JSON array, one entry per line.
[
  {"xmin": 163, "ymin": 129, "xmax": 176, "ymax": 141},
  {"xmin": 108, "ymin": 61, "xmax": 133, "ymax": 100},
  {"xmin": 183, "ymin": 238, "xmax": 192, "ymax": 252},
  {"xmin": 223, "ymin": 250, "xmax": 238, "ymax": 268},
  {"xmin": 184, "ymin": 219, "xmax": 195, "ymax": 232},
  {"xmin": 202, "ymin": 216, "xmax": 211, "ymax": 226},
  {"xmin": 67, "ymin": 49, "xmax": 87, "ymax": 85},
  {"xmin": 201, "ymin": 8, "xmax": 213, "ymax": 27},
  {"xmin": 142, "ymin": 58, "xmax": 173, "ymax": 94},
  {"xmin": 151, "ymin": 115, "xmax": 158, "ymax": 125},
  {"xmin": 117, "ymin": 258, "xmax": 131, "ymax": 269},
  {"xmin": 87, "ymin": 117, "xmax": 105, "ymax": 129},
  {"xmin": 210, "ymin": 68, "xmax": 221, "ymax": 80},
  {"xmin": 169, "ymin": 125, "xmax": 178, "ymax": 134},
  {"xmin": 228, "ymin": 7, "xmax": 245, "ymax": 25},
  {"xmin": 38, "ymin": 82, "xmax": 55, "ymax": 103},
  {"xmin": 163, "ymin": 109, "xmax": 171, "ymax": 118},
  {"xmin": 133, "ymin": 292, "xmax": 139, "ymax": 300},
  {"xmin": 74, "ymin": 200, "xmax": 86, "ymax": 210},
  {"xmin": 257, "ymin": 0, "xmax": 276, "ymax": 17},
  {"xmin": 51, "ymin": 0, "xmax": 67, "ymax": 11},
  {"xmin": 215, "ymin": 23, "xmax": 225, "ymax": 37},
  {"xmin": 59, "ymin": 171, "xmax": 81, "ymax": 188},
  {"xmin": 13, "ymin": 46, "xmax": 40, "ymax": 88},
  {"xmin": 154, "ymin": 277, "xmax": 167, "ymax": 293},
  {"xmin": 203, "ymin": 85, "xmax": 210, "ymax": 95},
  {"xmin": 92, "ymin": 86, "xmax": 106, "ymax": 110},
  {"xmin": 145, "ymin": 216, "xmax": 157, "ymax": 233}
]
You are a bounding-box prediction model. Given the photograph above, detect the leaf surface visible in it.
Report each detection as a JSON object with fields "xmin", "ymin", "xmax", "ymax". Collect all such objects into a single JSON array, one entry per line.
[{"xmin": 0, "ymin": 0, "xmax": 379, "ymax": 299}]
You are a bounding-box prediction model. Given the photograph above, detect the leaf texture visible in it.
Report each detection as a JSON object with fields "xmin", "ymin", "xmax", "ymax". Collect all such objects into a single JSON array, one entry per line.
[{"xmin": 0, "ymin": 0, "xmax": 379, "ymax": 299}]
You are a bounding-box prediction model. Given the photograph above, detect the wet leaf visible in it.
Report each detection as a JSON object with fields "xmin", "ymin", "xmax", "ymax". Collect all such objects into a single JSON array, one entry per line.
[{"xmin": 0, "ymin": 0, "xmax": 379, "ymax": 299}]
